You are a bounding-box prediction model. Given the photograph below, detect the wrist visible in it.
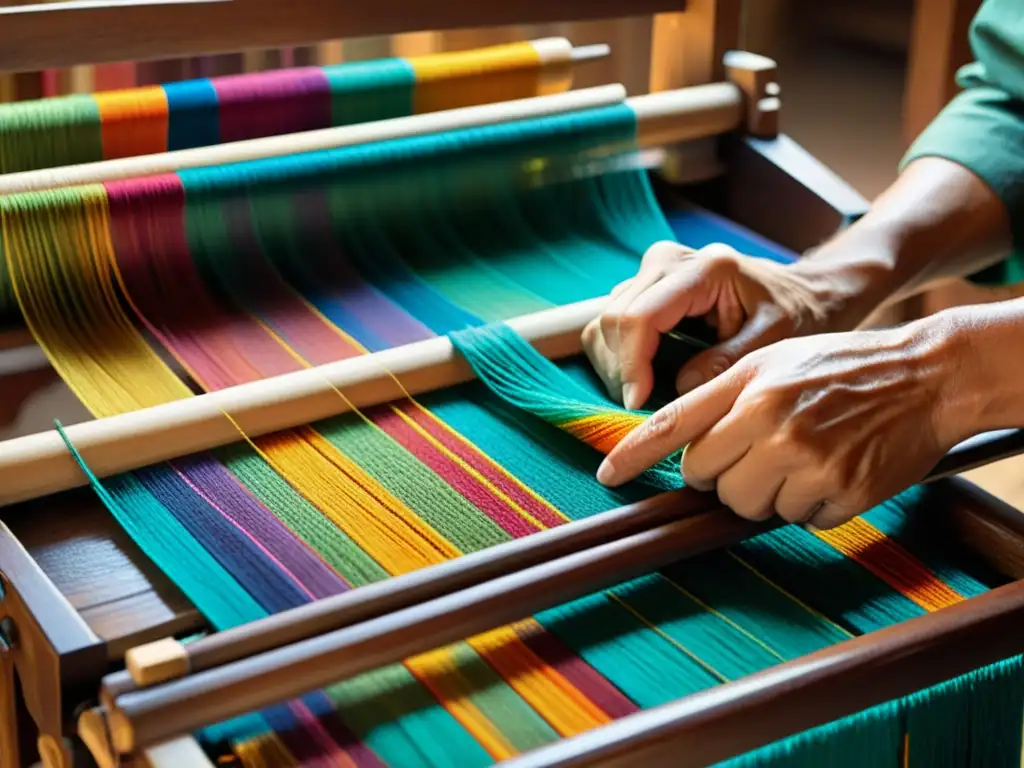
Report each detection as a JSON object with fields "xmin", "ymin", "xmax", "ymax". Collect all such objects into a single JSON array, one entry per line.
[
  {"xmin": 787, "ymin": 226, "xmax": 903, "ymax": 333},
  {"xmin": 913, "ymin": 300, "xmax": 1024, "ymax": 446}
]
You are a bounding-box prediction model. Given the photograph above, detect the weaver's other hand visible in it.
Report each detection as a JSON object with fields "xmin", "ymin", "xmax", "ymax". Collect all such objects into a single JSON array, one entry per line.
[
  {"xmin": 595, "ymin": 315, "xmax": 974, "ymax": 529},
  {"xmin": 582, "ymin": 241, "xmax": 850, "ymax": 411}
]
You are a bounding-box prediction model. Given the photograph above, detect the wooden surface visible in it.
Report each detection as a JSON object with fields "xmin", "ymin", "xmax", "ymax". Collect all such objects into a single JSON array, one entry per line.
[
  {"xmin": 902, "ymin": 0, "xmax": 981, "ymax": 147},
  {"xmin": 4, "ymin": 493, "xmax": 200, "ymax": 659},
  {"xmin": 0, "ymin": 0, "xmax": 685, "ymax": 73}
]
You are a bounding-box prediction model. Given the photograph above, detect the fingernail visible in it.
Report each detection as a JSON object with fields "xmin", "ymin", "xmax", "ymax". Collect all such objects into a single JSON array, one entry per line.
[
  {"xmin": 622, "ymin": 383, "xmax": 639, "ymax": 410},
  {"xmin": 596, "ymin": 457, "xmax": 617, "ymax": 486},
  {"xmin": 676, "ymin": 371, "xmax": 703, "ymax": 395}
]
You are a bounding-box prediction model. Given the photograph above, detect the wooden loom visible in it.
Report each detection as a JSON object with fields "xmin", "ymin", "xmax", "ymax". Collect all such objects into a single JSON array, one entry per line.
[{"xmin": 3, "ymin": 0, "xmax": 1024, "ymax": 767}]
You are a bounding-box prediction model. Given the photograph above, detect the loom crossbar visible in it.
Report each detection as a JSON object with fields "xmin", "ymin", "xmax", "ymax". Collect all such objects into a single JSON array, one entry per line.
[{"xmin": 0, "ymin": 0, "xmax": 688, "ymax": 72}]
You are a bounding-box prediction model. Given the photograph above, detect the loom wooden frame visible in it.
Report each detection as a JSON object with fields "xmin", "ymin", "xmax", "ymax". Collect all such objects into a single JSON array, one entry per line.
[{"xmin": 1, "ymin": 1, "xmax": 1017, "ymax": 767}]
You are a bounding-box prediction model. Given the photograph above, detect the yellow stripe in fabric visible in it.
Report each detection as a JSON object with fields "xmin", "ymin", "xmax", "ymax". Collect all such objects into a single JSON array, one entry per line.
[
  {"xmin": 812, "ymin": 518, "xmax": 965, "ymax": 612},
  {"xmin": 411, "ymin": 42, "xmax": 547, "ymax": 114},
  {"xmin": 94, "ymin": 86, "xmax": 169, "ymax": 160},
  {"xmin": 3, "ymin": 188, "xmax": 191, "ymax": 418},
  {"xmin": 406, "ymin": 647, "xmax": 519, "ymax": 760},
  {"xmin": 250, "ymin": 428, "xmax": 459, "ymax": 571},
  {"xmin": 561, "ymin": 412, "xmax": 646, "ymax": 455},
  {"xmin": 232, "ymin": 733, "xmax": 299, "ymax": 768},
  {"xmin": 469, "ymin": 624, "xmax": 612, "ymax": 737}
]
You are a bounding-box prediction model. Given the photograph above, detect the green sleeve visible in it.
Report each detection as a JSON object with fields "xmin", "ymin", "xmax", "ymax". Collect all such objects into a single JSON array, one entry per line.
[{"xmin": 901, "ymin": 0, "xmax": 1024, "ymax": 286}]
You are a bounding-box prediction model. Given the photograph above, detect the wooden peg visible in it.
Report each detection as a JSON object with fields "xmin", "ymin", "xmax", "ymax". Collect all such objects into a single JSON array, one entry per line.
[
  {"xmin": 723, "ymin": 50, "xmax": 780, "ymax": 138},
  {"xmin": 126, "ymin": 638, "xmax": 190, "ymax": 688}
]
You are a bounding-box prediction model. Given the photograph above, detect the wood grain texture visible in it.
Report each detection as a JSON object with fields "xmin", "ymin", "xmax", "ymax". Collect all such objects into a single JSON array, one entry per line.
[
  {"xmin": 0, "ymin": 0, "xmax": 685, "ymax": 73},
  {"xmin": 5, "ymin": 492, "xmax": 200, "ymax": 657}
]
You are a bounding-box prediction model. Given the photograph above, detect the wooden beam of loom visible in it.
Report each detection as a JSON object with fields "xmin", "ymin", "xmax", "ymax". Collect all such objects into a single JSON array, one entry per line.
[
  {"xmin": 0, "ymin": 296, "xmax": 602, "ymax": 506},
  {"xmin": 92, "ymin": 443, "xmax": 1024, "ymax": 755},
  {"xmin": 0, "ymin": 0, "xmax": 686, "ymax": 73}
]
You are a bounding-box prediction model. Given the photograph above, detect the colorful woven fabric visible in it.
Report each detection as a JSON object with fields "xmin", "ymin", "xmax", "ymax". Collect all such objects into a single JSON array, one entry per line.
[
  {"xmin": 4, "ymin": 102, "xmax": 1021, "ymax": 767},
  {"xmin": 0, "ymin": 41, "xmax": 556, "ymax": 175}
]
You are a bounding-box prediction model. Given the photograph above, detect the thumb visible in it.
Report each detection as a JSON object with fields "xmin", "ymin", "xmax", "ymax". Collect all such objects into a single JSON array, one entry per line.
[{"xmin": 675, "ymin": 304, "xmax": 789, "ymax": 394}]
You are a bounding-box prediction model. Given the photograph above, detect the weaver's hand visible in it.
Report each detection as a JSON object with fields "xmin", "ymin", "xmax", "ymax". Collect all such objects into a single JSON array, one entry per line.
[
  {"xmin": 595, "ymin": 315, "xmax": 976, "ymax": 529},
  {"xmin": 582, "ymin": 241, "xmax": 857, "ymax": 411}
]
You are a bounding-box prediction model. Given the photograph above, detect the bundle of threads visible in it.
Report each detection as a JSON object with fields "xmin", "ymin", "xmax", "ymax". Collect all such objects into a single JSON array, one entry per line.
[
  {"xmin": 0, "ymin": 40, "xmax": 566, "ymax": 174},
  {"xmin": 3, "ymin": 73, "xmax": 1022, "ymax": 767}
]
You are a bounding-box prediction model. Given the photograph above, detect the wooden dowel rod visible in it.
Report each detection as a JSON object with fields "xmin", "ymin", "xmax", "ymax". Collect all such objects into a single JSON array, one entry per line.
[
  {"xmin": 0, "ymin": 297, "xmax": 606, "ymax": 508},
  {"xmin": 501, "ymin": 579, "xmax": 1024, "ymax": 768},
  {"xmin": 105, "ymin": 505, "xmax": 775, "ymax": 753},
  {"xmin": 0, "ymin": 83, "xmax": 626, "ymax": 196},
  {"xmin": 105, "ymin": 486, "xmax": 717, "ymax": 694},
  {"xmin": 105, "ymin": 425, "xmax": 1024, "ymax": 698}
]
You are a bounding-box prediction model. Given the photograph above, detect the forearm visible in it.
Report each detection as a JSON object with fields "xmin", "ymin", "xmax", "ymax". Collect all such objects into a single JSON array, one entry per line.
[
  {"xmin": 935, "ymin": 296, "xmax": 1024, "ymax": 441},
  {"xmin": 789, "ymin": 157, "xmax": 1013, "ymax": 331}
]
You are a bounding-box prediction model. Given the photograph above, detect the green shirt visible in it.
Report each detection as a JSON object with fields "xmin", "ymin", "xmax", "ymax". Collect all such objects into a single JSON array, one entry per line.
[{"xmin": 902, "ymin": 0, "xmax": 1024, "ymax": 285}]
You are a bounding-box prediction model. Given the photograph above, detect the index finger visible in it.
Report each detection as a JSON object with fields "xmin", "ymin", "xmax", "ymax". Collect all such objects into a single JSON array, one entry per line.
[{"xmin": 596, "ymin": 370, "xmax": 745, "ymax": 487}]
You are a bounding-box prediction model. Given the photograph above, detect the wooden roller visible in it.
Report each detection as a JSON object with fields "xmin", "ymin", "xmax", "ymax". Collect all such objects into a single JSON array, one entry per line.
[
  {"xmin": 5, "ymin": 283, "xmax": 1024, "ymax": 511},
  {"xmin": 0, "ymin": 83, "xmax": 625, "ymax": 196}
]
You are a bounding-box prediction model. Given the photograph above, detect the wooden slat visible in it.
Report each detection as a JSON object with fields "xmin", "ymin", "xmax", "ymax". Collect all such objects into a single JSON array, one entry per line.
[
  {"xmin": 5, "ymin": 491, "xmax": 201, "ymax": 659},
  {"xmin": 0, "ymin": 0, "xmax": 685, "ymax": 73}
]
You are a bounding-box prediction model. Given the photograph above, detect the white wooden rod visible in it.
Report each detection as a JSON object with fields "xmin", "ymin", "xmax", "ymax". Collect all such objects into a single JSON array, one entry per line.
[{"xmin": 0, "ymin": 297, "xmax": 609, "ymax": 508}]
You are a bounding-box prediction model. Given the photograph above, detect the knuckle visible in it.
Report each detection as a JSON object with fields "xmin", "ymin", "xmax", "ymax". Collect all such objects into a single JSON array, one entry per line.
[
  {"xmin": 642, "ymin": 240, "xmax": 690, "ymax": 268},
  {"xmin": 776, "ymin": 500, "xmax": 817, "ymax": 524},
  {"xmin": 699, "ymin": 241, "xmax": 740, "ymax": 258},
  {"xmin": 599, "ymin": 311, "xmax": 620, "ymax": 340},
  {"xmin": 639, "ymin": 405, "xmax": 681, "ymax": 441},
  {"xmin": 617, "ymin": 306, "xmax": 648, "ymax": 333}
]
